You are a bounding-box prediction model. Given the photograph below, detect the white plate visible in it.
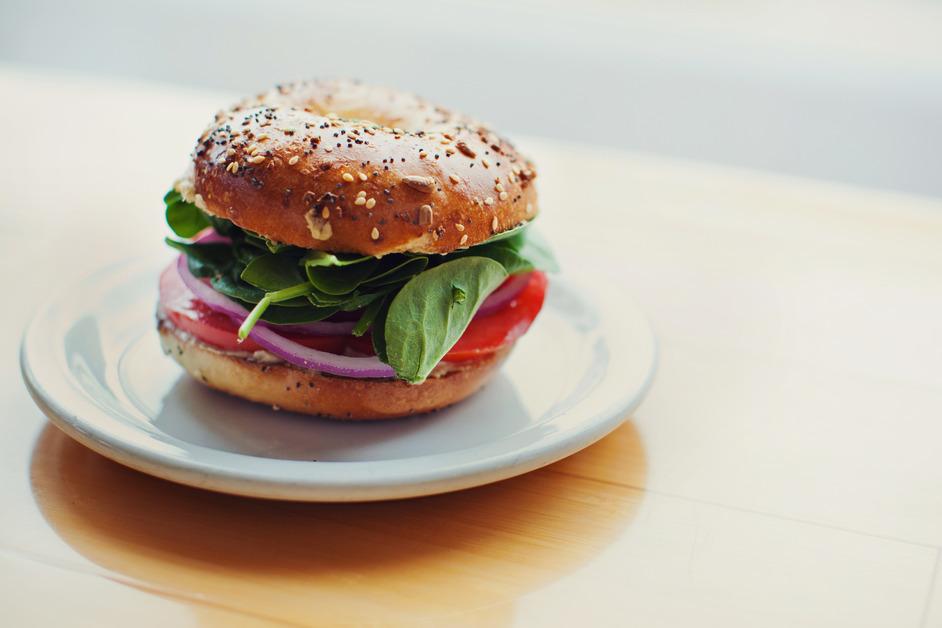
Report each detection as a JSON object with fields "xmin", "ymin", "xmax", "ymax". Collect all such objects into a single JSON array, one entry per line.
[{"xmin": 20, "ymin": 257, "xmax": 656, "ymax": 501}]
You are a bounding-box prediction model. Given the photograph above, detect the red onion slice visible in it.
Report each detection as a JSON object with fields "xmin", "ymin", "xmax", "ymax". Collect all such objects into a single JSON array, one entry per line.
[
  {"xmin": 176, "ymin": 255, "xmax": 395, "ymax": 378},
  {"xmin": 476, "ymin": 272, "xmax": 532, "ymax": 317}
]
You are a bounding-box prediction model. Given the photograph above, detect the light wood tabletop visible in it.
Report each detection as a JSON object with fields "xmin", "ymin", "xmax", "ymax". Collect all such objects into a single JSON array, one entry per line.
[{"xmin": 3, "ymin": 67, "xmax": 942, "ymax": 627}]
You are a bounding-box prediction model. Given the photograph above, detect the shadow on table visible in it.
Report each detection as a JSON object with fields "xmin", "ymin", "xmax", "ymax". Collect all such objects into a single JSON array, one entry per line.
[{"xmin": 29, "ymin": 420, "xmax": 647, "ymax": 626}]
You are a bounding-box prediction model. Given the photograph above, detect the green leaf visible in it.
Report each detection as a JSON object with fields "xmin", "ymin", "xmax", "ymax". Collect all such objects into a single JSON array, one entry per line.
[
  {"xmin": 305, "ymin": 258, "xmax": 379, "ymax": 295},
  {"xmin": 210, "ymin": 271, "xmax": 265, "ymax": 303},
  {"xmin": 207, "ymin": 214, "xmax": 239, "ymax": 237},
  {"xmin": 483, "ymin": 222, "xmax": 528, "ymax": 244},
  {"xmin": 233, "ymin": 242, "xmax": 266, "ymax": 266},
  {"xmin": 164, "ymin": 191, "xmax": 210, "ymax": 238},
  {"xmin": 240, "ymin": 254, "xmax": 305, "ymax": 291},
  {"xmin": 362, "ymin": 256, "xmax": 429, "ymax": 288},
  {"xmin": 337, "ymin": 288, "xmax": 393, "ymax": 312},
  {"xmin": 352, "ymin": 294, "xmax": 390, "ymax": 337},
  {"xmin": 165, "ymin": 238, "xmax": 234, "ymax": 275},
  {"xmin": 302, "ymin": 251, "xmax": 373, "ymax": 268},
  {"xmin": 306, "ymin": 290, "xmax": 351, "ymax": 307},
  {"xmin": 262, "ymin": 304, "xmax": 340, "ymax": 324},
  {"xmin": 457, "ymin": 241, "xmax": 533, "ymax": 275},
  {"xmin": 516, "ymin": 228, "xmax": 559, "ymax": 272},
  {"xmin": 371, "ymin": 299, "xmax": 391, "ymax": 363},
  {"xmin": 384, "ymin": 257, "xmax": 508, "ymax": 383}
]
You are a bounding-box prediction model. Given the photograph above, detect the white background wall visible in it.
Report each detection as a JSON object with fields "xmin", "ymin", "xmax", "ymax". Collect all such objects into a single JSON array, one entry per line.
[{"xmin": 2, "ymin": 0, "xmax": 940, "ymax": 197}]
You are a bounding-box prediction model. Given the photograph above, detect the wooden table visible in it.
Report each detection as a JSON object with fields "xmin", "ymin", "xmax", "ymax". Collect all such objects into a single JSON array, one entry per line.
[{"xmin": 3, "ymin": 68, "xmax": 942, "ymax": 627}]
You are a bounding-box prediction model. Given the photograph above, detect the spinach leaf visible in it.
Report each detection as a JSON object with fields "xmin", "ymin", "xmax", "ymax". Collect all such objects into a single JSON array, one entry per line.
[
  {"xmin": 305, "ymin": 258, "xmax": 379, "ymax": 295},
  {"xmin": 241, "ymin": 254, "xmax": 305, "ymax": 291},
  {"xmin": 165, "ymin": 238, "xmax": 233, "ymax": 275},
  {"xmin": 456, "ymin": 241, "xmax": 533, "ymax": 275},
  {"xmin": 302, "ymin": 251, "xmax": 373, "ymax": 268},
  {"xmin": 164, "ymin": 190, "xmax": 210, "ymax": 238},
  {"xmin": 306, "ymin": 290, "xmax": 351, "ymax": 307},
  {"xmin": 371, "ymin": 299, "xmax": 391, "ymax": 363},
  {"xmin": 352, "ymin": 294, "xmax": 390, "ymax": 337},
  {"xmin": 263, "ymin": 304, "xmax": 340, "ymax": 324},
  {"xmin": 384, "ymin": 257, "xmax": 508, "ymax": 383},
  {"xmin": 483, "ymin": 222, "xmax": 528, "ymax": 244},
  {"xmin": 207, "ymin": 214, "xmax": 239, "ymax": 237},
  {"xmin": 233, "ymin": 245, "xmax": 265, "ymax": 266},
  {"xmin": 362, "ymin": 256, "xmax": 429, "ymax": 288},
  {"xmin": 210, "ymin": 271, "xmax": 265, "ymax": 303},
  {"xmin": 337, "ymin": 288, "xmax": 393, "ymax": 312},
  {"xmin": 515, "ymin": 228, "xmax": 559, "ymax": 272}
]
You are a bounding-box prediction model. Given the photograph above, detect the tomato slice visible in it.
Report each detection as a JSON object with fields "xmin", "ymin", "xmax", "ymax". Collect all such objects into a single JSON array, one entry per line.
[
  {"xmin": 345, "ymin": 271, "xmax": 548, "ymax": 362},
  {"xmin": 443, "ymin": 271, "xmax": 547, "ymax": 361},
  {"xmin": 158, "ymin": 264, "xmax": 347, "ymax": 354}
]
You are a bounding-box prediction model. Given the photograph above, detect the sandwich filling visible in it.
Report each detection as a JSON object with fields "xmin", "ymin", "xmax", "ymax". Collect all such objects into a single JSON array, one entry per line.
[{"xmin": 162, "ymin": 189, "xmax": 556, "ymax": 383}]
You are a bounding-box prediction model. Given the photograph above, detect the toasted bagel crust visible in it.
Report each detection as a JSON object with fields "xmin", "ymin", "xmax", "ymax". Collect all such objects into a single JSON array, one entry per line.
[
  {"xmin": 158, "ymin": 322, "xmax": 511, "ymax": 420},
  {"xmin": 186, "ymin": 80, "xmax": 538, "ymax": 256}
]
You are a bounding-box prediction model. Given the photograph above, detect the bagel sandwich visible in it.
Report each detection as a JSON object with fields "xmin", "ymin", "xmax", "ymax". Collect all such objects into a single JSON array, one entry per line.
[{"xmin": 159, "ymin": 79, "xmax": 557, "ymax": 420}]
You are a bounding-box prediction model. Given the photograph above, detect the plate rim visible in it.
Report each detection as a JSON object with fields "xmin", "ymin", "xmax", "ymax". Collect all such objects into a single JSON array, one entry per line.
[{"xmin": 20, "ymin": 258, "xmax": 657, "ymax": 502}]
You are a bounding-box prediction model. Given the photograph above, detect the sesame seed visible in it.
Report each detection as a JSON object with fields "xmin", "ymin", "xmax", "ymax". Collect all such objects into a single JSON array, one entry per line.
[
  {"xmin": 371, "ymin": 227, "xmax": 380, "ymax": 240},
  {"xmin": 225, "ymin": 148, "xmax": 236, "ymax": 158},
  {"xmin": 366, "ymin": 198, "xmax": 376, "ymax": 209},
  {"xmin": 460, "ymin": 234, "xmax": 468, "ymax": 246},
  {"xmin": 288, "ymin": 155, "xmax": 300, "ymax": 165},
  {"xmin": 248, "ymin": 155, "xmax": 266, "ymax": 164},
  {"xmin": 355, "ymin": 196, "xmax": 366, "ymax": 206},
  {"xmin": 482, "ymin": 158, "xmax": 490, "ymax": 168},
  {"xmin": 357, "ymin": 190, "xmax": 366, "ymax": 198},
  {"xmin": 492, "ymin": 216, "xmax": 499, "ymax": 231},
  {"xmin": 256, "ymin": 133, "xmax": 269, "ymax": 142},
  {"xmin": 342, "ymin": 172, "xmax": 355, "ymax": 182},
  {"xmin": 401, "ymin": 175, "xmax": 435, "ymax": 193},
  {"xmin": 321, "ymin": 207, "xmax": 330, "ymax": 219},
  {"xmin": 419, "ymin": 204, "xmax": 433, "ymax": 225},
  {"xmin": 449, "ymin": 174, "xmax": 460, "ymax": 184},
  {"xmin": 484, "ymin": 196, "xmax": 495, "ymax": 205},
  {"xmin": 419, "ymin": 151, "xmax": 428, "ymax": 159},
  {"xmin": 358, "ymin": 172, "xmax": 368, "ymax": 181},
  {"xmin": 226, "ymin": 162, "xmax": 238, "ymax": 173},
  {"xmin": 499, "ymin": 191, "xmax": 509, "ymax": 201},
  {"xmin": 455, "ymin": 223, "xmax": 465, "ymax": 232},
  {"xmin": 247, "ymin": 143, "xmax": 259, "ymax": 155},
  {"xmin": 495, "ymin": 183, "xmax": 505, "ymax": 192}
]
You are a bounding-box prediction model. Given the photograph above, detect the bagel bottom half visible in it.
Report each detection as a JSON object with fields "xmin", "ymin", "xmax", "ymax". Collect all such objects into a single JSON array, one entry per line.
[{"xmin": 158, "ymin": 322, "xmax": 511, "ymax": 420}]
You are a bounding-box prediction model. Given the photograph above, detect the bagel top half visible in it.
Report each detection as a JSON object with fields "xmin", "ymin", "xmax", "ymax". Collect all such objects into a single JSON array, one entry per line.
[{"xmin": 175, "ymin": 80, "xmax": 539, "ymax": 256}]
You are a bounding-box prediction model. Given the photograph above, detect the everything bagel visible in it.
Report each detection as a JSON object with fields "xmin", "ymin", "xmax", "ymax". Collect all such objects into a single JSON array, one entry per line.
[{"xmin": 176, "ymin": 79, "xmax": 539, "ymax": 256}]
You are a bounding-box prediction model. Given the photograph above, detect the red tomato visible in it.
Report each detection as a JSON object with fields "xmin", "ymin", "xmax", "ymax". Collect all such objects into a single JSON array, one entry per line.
[
  {"xmin": 443, "ymin": 271, "xmax": 547, "ymax": 361},
  {"xmin": 158, "ymin": 264, "xmax": 347, "ymax": 354},
  {"xmin": 346, "ymin": 271, "xmax": 548, "ymax": 362}
]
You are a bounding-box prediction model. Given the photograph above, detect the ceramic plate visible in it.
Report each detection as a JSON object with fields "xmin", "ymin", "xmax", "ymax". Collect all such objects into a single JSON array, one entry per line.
[{"xmin": 21, "ymin": 256, "xmax": 656, "ymax": 501}]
